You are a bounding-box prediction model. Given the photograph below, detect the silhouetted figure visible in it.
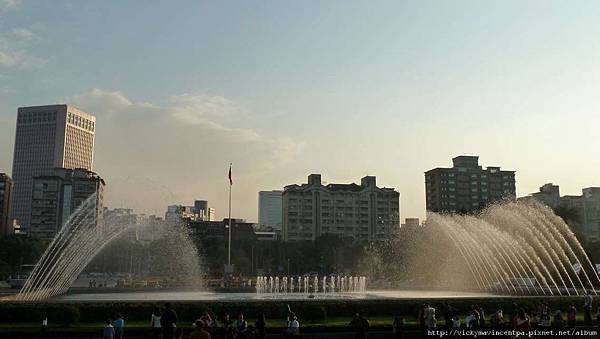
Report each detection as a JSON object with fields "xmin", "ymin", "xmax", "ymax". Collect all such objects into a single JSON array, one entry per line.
[
  {"xmin": 513, "ymin": 309, "xmax": 530, "ymax": 332},
  {"xmin": 233, "ymin": 313, "xmax": 248, "ymax": 338},
  {"xmin": 490, "ymin": 310, "xmax": 503, "ymax": 329},
  {"xmin": 539, "ymin": 304, "xmax": 551, "ymax": 329},
  {"xmin": 567, "ymin": 305, "xmax": 577, "ymax": 329},
  {"xmin": 584, "ymin": 293, "xmax": 593, "ymax": 326},
  {"xmin": 254, "ymin": 313, "xmax": 266, "ymax": 339},
  {"xmin": 190, "ymin": 319, "xmax": 212, "ymax": 339},
  {"xmin": 443, "ymin": 302, "xmax": 457, "ymax": 330},
  {"xmin": 553, "ymin": 311, "xmax": 564, "ymax": 330},
  {"xmin": 392, "ymin": 316, "xmax": 404, "ymax": 339},
  {"xmin": 348, "ymin": 312, "xmax": 370, "ymax": 339},
  {"xmin": 161, "ymin": 303, "xmax": 179, "ymax": 339}
]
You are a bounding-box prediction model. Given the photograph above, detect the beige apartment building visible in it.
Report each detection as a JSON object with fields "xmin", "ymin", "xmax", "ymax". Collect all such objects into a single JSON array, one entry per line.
[{"xmin": 282, "ymin": 174, "xmax": 400, "ymax": 242}]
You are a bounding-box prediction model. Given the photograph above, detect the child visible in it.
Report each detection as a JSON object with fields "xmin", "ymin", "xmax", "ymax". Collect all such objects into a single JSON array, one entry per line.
[{"xmin": 103, "ymin": 319, "xmax": 115, "ymax": 339}]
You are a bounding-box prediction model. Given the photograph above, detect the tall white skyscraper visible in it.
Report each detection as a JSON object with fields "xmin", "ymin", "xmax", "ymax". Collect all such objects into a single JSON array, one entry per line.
[
  {"xmin": 11, "ymin": 104, "xmax": 96, "ymax": 231},
  {"xmin": 258, "ymin": 190, "xmax": 282, "ymax": 230}
]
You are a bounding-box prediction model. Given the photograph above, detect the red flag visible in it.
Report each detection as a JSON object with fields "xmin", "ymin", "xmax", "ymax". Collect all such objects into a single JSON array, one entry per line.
[{"xmin": 228, "ymin": 163, "xmax": 233, "ymax": 185}]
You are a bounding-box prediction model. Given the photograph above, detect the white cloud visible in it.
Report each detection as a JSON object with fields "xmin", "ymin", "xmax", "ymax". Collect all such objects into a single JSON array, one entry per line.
[
  {"xmin": 10, "ymin": 27, "xmax": 39, "ymax": 41},
  {"xmin": 0, "ymin": 49, "xmax": 46, "ymax": 68},
  {"xmin": 0, "ymin": 0, "xmax": 20, "ymax": 12},
  {"xmin": 0, "ymin": 4, "xmax": 48, "ymax": 69},
  {"xmin": 67, "ymin": 89, "xmax": 303, "ymax": 218}
]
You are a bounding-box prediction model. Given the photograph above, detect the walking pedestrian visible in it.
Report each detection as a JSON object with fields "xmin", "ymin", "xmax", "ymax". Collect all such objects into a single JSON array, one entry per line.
[
  {"xmin": 103, "ymin": 319, "xmax": 115, "ymax": 339},
  {"xmin": 113, "ymin": 313, "xmax": 124, "ymax": 339},
  {"xmin": 150, "ymin": 307, "xmax": 162, "ymax": 339}
]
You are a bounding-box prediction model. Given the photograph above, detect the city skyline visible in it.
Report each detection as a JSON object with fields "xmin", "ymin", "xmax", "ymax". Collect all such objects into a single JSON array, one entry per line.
[{"xmin": 2, "ymin": 1, "xmax": 600, "ymax": 222}]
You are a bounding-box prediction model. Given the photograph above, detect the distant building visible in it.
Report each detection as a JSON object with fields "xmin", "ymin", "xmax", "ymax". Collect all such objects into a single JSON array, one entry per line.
[
  {"xmin": 165, "ymin": 205, "xmax": 195, "ymax": 222},
  {"xmin": 193, "ymin": 200, "xmax": 215, "ymax": 221},
  {"xmin": 29, "ymin": 168, "xmax": 104, "ymax": 239},
  {"xmin": 528, "ymin": 184, "xmax": 600, "ymax": 243},
  {"xmin": 282, "ymin": 174, "xmax": 400, "ymax": 242},
  {"xmin": 166, "ymin": 202, "xmax": 214, "ymax": 222},
  {"xmin": 104, "ymin": 208, "xmax": 165, "ymax": 242},
  {"xmin": 0, "ymin": 173, "xmax": 14, "ymax": 235},
  {"xmin": 11, "ymin": 105, "xmax": 95, "ymax": 230},
  {"xmin": 529, "ymin": 183, "xmax": 561, "ymax": 208},
  {"xmin": 188, "ymin": 218, "xmax": 256, "ymax": 241},
  {"xmin": 425, "ymin": 156, "xmax": 516, "ymax": 214},
  {"xmin": 258, "ymin": 190, "xmax": 282, "ymax": 230}
]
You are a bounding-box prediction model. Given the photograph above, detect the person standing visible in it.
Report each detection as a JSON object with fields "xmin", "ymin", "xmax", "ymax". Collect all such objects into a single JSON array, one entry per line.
[
  {"xmin": 584, "ymin": 293, "xmax": 593, "ymax": 326},
  {"xmin": 567, "ymin": 304, "xmax": 577, "ymax": 329},
  {"xmin": 103, "ymin": 319, "xmax": 115, "ymax": 339},
  {"xmin": 150, "ymin": 307, "xmax": 162, "ymax": 339},
  {"xmin": 443, "ymin": 302, "xmax": 456, "ymax": 330},
  {"xmin": 392, "ymin": 316, "xmax": 404, "ymax": 339},
  {"xmin": 348, "ymin": 312, "xmax": 370, "ymax": 339},
  {"xmin": 254, "ymin": 313, "xmax": 267, "ymax": 339},
  {"xmin": 424, "ymin": 304, "xmax": 437, "ymax": 330},
  {"xmin": 285, "ymin": 313, "xmax": 300, "ymax": 337},
  {"xmin": 233, "ymin": 313, "xmax": 248, "ymax": 338},
  {"xmin": 113, "ymin": 313, "xmax": 124, "ymax": 339},
  {"xmin": 161, "ymin": 303, "xmax": 179, "ymax": 339},
  {"xmin": 539, "ymin": 304, "xmax": 551, "ymax": 329}
]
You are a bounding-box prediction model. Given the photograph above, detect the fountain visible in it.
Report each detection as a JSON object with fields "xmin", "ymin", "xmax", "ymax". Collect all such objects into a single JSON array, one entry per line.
[
  {"xmin": 255, "ymin": 275, "xmax": 367, "ymax": 295},
  {"xmin": 425, "ymin": 198, "xmax": 600, "ymax": 295},
  {"xmin": 7, "ymin": 196, "xmax": 598, "ymax": 302},
  {"xmin": 13, "ymin": 193, "xmax": 202, "ymax": 301}
]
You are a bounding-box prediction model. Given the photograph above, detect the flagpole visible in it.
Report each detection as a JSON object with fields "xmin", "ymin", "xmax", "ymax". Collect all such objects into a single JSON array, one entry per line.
[{"xmin": 228, "ymin": 163, "xmax": 232, "ymax": 267}]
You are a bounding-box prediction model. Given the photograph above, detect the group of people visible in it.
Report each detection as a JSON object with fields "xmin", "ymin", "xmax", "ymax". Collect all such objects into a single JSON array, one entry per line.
[
  {"xmin": 102, "ymin": 313, "xmax": 124, "ymax": 339},
  {"xmin": 103, "ymin": 303, "xmax": 301, "ymax": 339},
  {"xmin": 99, "ymin": 295, "xmax": 600, "ymax": 339},
  {"xmin": 414, "ymin": 295, "xmax": 600, "ymax": 333}
]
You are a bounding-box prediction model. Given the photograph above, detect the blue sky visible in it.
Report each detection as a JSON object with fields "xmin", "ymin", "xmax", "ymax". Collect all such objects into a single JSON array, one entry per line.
[{"xmin": 1, "ymin": 0, "xmax": 600, "ymax": 221}]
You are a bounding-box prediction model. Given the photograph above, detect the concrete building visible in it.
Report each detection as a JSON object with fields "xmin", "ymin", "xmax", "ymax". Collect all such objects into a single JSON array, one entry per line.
[
  {"xmin": 425, "ymin": 156, "xmax": 516, "ymax": 214},
  {"xmin": 193, "ymin": 200, "xmax": 215, "ymax": 221},
  {"xmin": 165, "ymin": 205, "xmax": 195, "ymax": 222},
  {"xmin": 188, "ymin": 218, "xmax": 256, "ymax": 241},
  {"xmin": 0, "ymin": 173, "xmax": 14, "ymax": 235},
  {"xmin": 11, "ymin": 105, "xmax": 95, "ymax": 230},
  {"xmin": 282, "ymin": 174, "xmax": 400, "ymax": 242},
  {"xmin": 29, "ymin": 168, "xmax": 104, "ymax": 239},
  {"xmin": 529, "ymin": 183, "xmax": 561, "ymax": 208},
  {"xmin": 258, "ymin": 190, "xmax": 282, "ymax": 230},
  {"xmin": 528, "ymin": 184, "xmax": 600, "ymax": 243}
]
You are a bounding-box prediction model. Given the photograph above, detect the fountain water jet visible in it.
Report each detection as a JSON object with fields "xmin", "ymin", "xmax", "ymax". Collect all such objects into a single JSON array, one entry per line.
[{"xmin": 426, "ymin": 199, "xmax": 600, "ymax": 295}]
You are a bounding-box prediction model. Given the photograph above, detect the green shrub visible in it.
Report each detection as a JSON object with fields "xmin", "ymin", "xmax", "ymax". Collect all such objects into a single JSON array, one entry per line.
[
  {"xmin": 296, "ymin": 304, "xmax": 327, "ymax": 323},
  {"xmin": 51, "ymin": 305, "xmax": 80, "ymax": 326}
]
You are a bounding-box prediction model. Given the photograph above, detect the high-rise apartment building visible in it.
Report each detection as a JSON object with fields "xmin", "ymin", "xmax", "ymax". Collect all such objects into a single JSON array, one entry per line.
[
  {"xmin": 11, "ymin": 105, "xmax": 96, "ymax": 230},
  {"xmin": 29, "ymin": 168, "xmax": 104, "ymax": 239},
  {"xmin": 258, "ymin": 190, "xmax": 282, "ymax": 230},
  {"xmin": 282, "ymin": 174, "xmax": 400, "ymax": 242},
  {"xmin": 425, "ymin": 156, "xmax": 516, "ymax": 214},
  {"xmin": 0, "ymin": 173, "xmax": 14, "ymax": 235}
]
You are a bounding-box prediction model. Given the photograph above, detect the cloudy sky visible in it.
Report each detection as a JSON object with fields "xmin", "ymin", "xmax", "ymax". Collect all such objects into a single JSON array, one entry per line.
[{"xmin": 1, "ymin": 0, "xmax": 600, "ymax": 221}]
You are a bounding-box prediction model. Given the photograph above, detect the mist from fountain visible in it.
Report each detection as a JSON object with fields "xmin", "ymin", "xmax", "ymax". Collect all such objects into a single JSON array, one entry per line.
[{"xmin": 426, "ymin": 198, "xmax": 600, "ymax": 296}]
